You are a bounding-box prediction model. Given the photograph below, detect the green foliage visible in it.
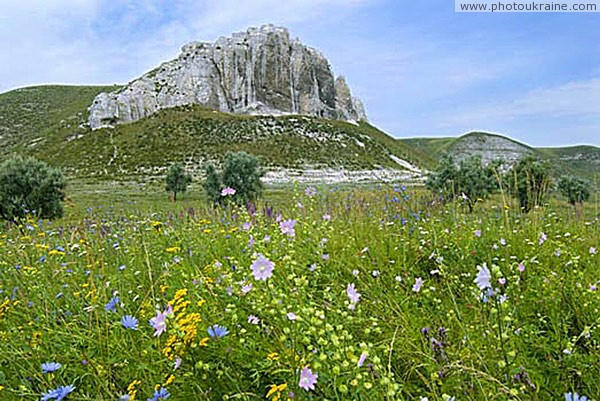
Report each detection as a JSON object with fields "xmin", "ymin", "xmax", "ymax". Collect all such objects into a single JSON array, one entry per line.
[
  {"xmin": 0, "ymin": 155, "xmax": 66, "ymax": 221},
  {"xmin": 558, "ymin": 175, "xmax": 591, "ymax": 206},
  {"xmin": 202, "ymin": 164, "xmax": 221, "ymax": 204},
  {"xmin": 426, "ymin": 155, "xmax": 499, "ymax": 212},
  {"xmin": 221, "ymin": 151, "xmax": 264, "ymax": 205},
  {"xmin": 165, "ymin": 163, "xmax": 191, "ymax": 201},
  {"xmin": 508, "ymin": 156, "xmax": 552, "ymax": 213}
]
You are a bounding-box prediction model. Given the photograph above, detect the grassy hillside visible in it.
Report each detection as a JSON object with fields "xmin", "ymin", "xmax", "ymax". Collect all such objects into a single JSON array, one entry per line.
[
  {"xmin": 0, "ymin": 86, "xmax": 432, "ymax": 180},
  {"xmin": 400, "ymin": 132, "xmax": 599, "ymax": 184}
]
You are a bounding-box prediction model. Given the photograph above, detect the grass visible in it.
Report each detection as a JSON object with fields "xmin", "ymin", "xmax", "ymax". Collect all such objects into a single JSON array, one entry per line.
[{"xmin": 0, "ymin": 183, "xmax": 598, "ymax": 400}]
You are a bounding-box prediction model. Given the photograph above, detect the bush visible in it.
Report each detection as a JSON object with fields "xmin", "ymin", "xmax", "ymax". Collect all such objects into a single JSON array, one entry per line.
[
  {"xmin": 558, "ymin": 175, "xmax": 590, "ymax": 206},
  {"xmin": 165, "ymin": 163, "xmax": 191, "ymax": 201},
  {"xmin": 0, "ymin": 155, "xmax": 66, "ymax": 222},
  {"xmin": 203, "ymin": 152, "xmax": 264, "ymax": 205},
  {"xmin": 507, "ymin": 156, "xmax": 552, "ymax": 213},
  {"xmin": 426, "ymin": 155, "xmax": 499, "ymax": 212}
]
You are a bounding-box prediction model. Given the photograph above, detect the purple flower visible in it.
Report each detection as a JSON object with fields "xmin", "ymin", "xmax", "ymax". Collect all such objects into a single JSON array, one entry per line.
[
  {"xmin": 346, "ymin": 283, "xmax": 361, "ymax": 305},
  {"xmin": 298, "ymin": 367, "xmax": 318, "ymax": 391},
  {"xmin": 412, "ymin": 277, "xmax": 423, "ymax": 293},
  {"xmin": 242, "ymin": 222, "xmax": 252, "ymax": 231},
  {"xmin": 565, "ymin": 392, "xmax": 588, "ymax": 401},
  {"xmin": 208, "ymin": 324, "xmax": 229, "ymax": 338},
  {"xmin": 322, "ymin": 214, "xmax": 331, "ymax": 221},
  {"xmin": 474, "ymin": 263, "xmax": 491, "ymax": 290},
  {"xmin": 250, "ymin": 254, "xmax": 274, "ymax": 281},
  {"xmin": 105, "ymin": 296, "xmax": 119, "ymax": 312},
  {"xmin": 174, "ymin": 357, "xmax": 182, "ymax": 370},
  {"xmin": 286, "ymin": 312, "xmax": 298, "ymax": 321},
  {"xmin": 41, "ymin": 362, "xmax": 62, "ymax": 373},
  {"xmin": 121, "ymin": 315, "xmax": 139, "ymax": 330},
  {"xmin": 241, "ymin": 283, "xmax": 253, "ymax": 294},
  {"xmin": 474, "ymin": 230, "xmax": 482, "ymax": 238},
  {"xmin": 590, "ymin": 247, "xmax": 597, "ymax": 255},
  {"xmin": 305, "ymin": 186, "xmax": 317, "ymax": 197},
  {"xmin": 279, "ymin": 219, "xmax": 297, "ymax": 237},
  {"xmin": 357, "ymin": 352, "xmax": 368, "ymax": 367},
  {"xmin": 518, "ymin": 262, "xmax": 525, "ymax": 273},
  {"xmin": 148, "ymin": 387, "xmax": 170, "ymax": 401},
  {"xmin": 539, "ymin": 232, "xmax": 547, "ymax": 245},
  {"xmin": 248, "ymin": 315, "xmax": 259, "ymax": 325},
  {"xmin": 149, "ymin": 309, "xmax": 169, "ymax": 337},
  {"xmin": 41, "ymin": 384, "xmax": 75, "ymax": 401},
  {"xmin": 221, "ymin": 187, "xmax": 236, "ymax": 196}
]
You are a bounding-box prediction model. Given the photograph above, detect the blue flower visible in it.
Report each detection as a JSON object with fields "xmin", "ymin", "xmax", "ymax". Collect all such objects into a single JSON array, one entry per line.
[
  {"xmin": 207, "ymin": 324, "xmax": 229, "ymax": 338},
  {"xmin": 105, "ymin": 296, "xmax": 119, "ymax": 312},
  {"xmin": 565, "ymin": 392, "xmax": 588, "ymax": 401},
  {"xmin": 121, "ymin": 315, "xmax": 139, "ymax": 330},
  {"xmin": 41, "ymin": 362, "xmax": 62, "ymax": 373},
  {"xmin": 147, "ymin": 387, "xmax": 170, "ymax": 401},
  {"xmin": 41, "ymin": 384, "xmax": 75, "ymax": 400}
]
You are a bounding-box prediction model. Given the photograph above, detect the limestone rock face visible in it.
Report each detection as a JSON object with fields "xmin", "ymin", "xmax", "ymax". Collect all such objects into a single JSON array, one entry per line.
[{"xmin": 89, "ymin": 25, "xmax": 367, "ymax": 129}]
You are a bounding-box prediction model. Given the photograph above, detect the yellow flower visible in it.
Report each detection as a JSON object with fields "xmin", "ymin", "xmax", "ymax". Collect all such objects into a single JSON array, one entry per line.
[
  {"xmin": 166, "ymin": 246, "xmax": 181, "ymax": 253},
  {"xmin": 267, "ymin": 352, "xmax": 279, "ymax": 361},
  {"xmin": 163, "ymin": 374, "xmax": 175, "ymax": 386},
  {"xmin": 199, "ymin": 337, "xmax": 210, "ymax": 347}
]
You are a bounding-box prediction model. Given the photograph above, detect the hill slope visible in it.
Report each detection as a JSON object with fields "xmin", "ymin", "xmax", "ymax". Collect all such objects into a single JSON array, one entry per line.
[
  {"xmin": 401, "ymin": 132, "xmax": 599, "ymax": 183},
  {"xmin": 0, "ymin": 85, "xmax": 432, "ymax": 182}
]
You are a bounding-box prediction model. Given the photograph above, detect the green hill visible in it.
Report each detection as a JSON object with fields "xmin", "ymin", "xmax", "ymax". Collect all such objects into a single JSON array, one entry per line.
[{"xmin": 0, "ymin": 85, "xmax": 433, "ymax": 181}]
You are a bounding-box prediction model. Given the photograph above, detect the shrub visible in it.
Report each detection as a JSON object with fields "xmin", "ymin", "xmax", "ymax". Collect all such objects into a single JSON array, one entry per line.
[
  {"xmin": 0, "ymin": 155, "xmax": 66, "ymax": 222},
  {"xmin": 507, "ymin": 156, "xmax": 552, "ymax": 213},
  {"xmin": 165, "ymin": 163, "xmax": 191, "ymax": 201},
  {"xmin": 426, "ymin": 155, "xmax": 499, "ymax": 212},
  {"xmin": 203, "ymin": 152, "xmax": 264, "ymax": 205},
  {"xmin": 558, "ymin": 175, "xmax": 590, "ymax": 206}
]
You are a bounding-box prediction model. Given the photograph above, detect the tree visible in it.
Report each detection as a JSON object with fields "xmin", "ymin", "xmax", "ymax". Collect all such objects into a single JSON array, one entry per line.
[
  {"xmin": 426, "ymin": 155, "xmax": 499, "ymax": 212},
  {"xmin": 558, "ymin": 175, "xmax": 590, "ymax": 206},
  {"xmin": 0, "ymin": 155, "xmax": 66, "ymax": 222},
  {"xmin": 508, "ymin": 156, "xmax": 552, "ymax": 213},
  {"xmin": 202, "ymin": 152, "xmax": 264, "ymax": 205},
  {"xmin": 165, "ymin": 163, "xmax": 191, "ymax": 201},
  {"xmin": 203, "ymin": 164, "xmax": 222, "ymax": 205}
]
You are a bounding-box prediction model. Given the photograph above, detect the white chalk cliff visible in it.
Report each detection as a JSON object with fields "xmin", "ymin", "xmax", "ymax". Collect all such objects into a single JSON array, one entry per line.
[{"xmin": 89, "ymin": 25, "xmax": 367, "ymax": 129}]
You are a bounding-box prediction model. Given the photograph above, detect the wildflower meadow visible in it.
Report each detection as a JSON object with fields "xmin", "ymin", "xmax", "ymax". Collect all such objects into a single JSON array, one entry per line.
[{"xmin": 0, "ymin": 184, "xmax": 598, "ymax": 400}]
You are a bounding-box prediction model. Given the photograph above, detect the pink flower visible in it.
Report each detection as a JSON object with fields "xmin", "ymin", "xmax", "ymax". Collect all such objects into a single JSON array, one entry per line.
[
  {"xmin": 221, "ymin": 187, "xmax": 236, "ymax": 196},
  {"xmin": 279, "ymin": 219, "xmax": 297, "ymax": 237},
  {"xmin": 412, "ymin": 277, "xmax": 423, "ymax": 293},
  {"xmin": 357, "ymin": 351, "xmax": 368, "ymax": 367},
  {"xmin": 241, "ymin": 283, "xmax": 253, "ymax": 294},
  {"xmin": 346, "ymin": 283, "xmax": 361, "ymax": 305},
  {"xmin": 298, "ymin": 367, "xmax": 318, "ymax": 391},
  {"xmin": 250, "ymin": 254, "xmax": 274, "ymax": 281},
  {"xmin": 149, "ymin": 309, "xmax": 169, "ymax": 337}
]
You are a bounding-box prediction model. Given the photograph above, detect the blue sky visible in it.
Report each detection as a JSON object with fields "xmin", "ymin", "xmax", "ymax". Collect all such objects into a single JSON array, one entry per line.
[{"xmin": 1, "ymin": 0, "xmax": 598, "ymax": 146}]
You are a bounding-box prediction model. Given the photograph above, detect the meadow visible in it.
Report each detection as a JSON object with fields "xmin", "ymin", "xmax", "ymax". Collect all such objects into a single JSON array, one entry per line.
[{"xmin": 0, "ymin": 183, "xmax": 598, "ymax": 400}]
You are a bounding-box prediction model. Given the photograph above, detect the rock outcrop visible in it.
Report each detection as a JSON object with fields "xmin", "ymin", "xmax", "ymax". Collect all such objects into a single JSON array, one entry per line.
[{"xmin": 89, "ymin": 25, "xmax": 367, "ymax": 129}]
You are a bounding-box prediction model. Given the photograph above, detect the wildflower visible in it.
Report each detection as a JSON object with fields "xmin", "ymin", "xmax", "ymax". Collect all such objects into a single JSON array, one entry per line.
[
  {"xmin": 248, "ymin": 315, "xmax": 259, "ymax": 325},
  {"xmin": 500, "ymin": 238, "xmax": 506, "ymax": 246},
  {"xmin": 119, "ymin": 395, "xmax": 131, "ymax": 401},
  {"xmin": 412, "ymin": 277, "xmax": 423, "ymax": 293},
  {"xmin": 305, "ymin": 186, "xmax": 317, "ymax": 197},
  {"xmin": 287, "ymin": 312, "xmax": 298, "ymax": 321},
  {"xmin": 242, "ymin": 222, "xmax": 251, "ymax": 231},
  {"xmin": 149, "ymin": 309, "xmax": 169, "ymax": 337},
  {"xmin": 590, "ymin": 247, "xmax": 597, "ymax": 255},
  {"xmin": 357, "ymin": 351, "xmax": 368, "ymax": 367},
  {"xmin": 41, "ymin": 362, "xmax": 62, "ymax": 373},
  {"xmin": 279, "ymin": 219, "xmax": 296, "ymax": 237},
  {"xmin": 298, "ymin": 367, "xmax": 318, "ymax": 391},
  {"xmin": 250, "ymin": 254, "xmax": 274, "ymax": 281},
  {"xmin": 474, "ymin": 263, "xmax": 491, "ymax": 290},
  {"xmin": 539, "ymin": 232, "xmax": 547, "ymax": 245},
  {"xmin": 321, "ymin": 253, "xmax": 330, "ymax": 261},
  {"xmin": 41, "ymin": 384, "xmax": 75, "ymax": 401},
  {"xmin": 346, "ymin": 283, "xmax": 361, "ymax": 304},
  {"xmin": 308, "ymin": 263, "xmax": 317, "ymax": 272},
  {"xmin": 474, "ymin": 230, "xmax": 482, "ymax": 238},
  {"xmin": 352, "ymin": 269, "xmax": 359, "ymax": 276},
  {"xmin": 241, "ymin": 283, "xmax": 253, "ymax": 294},
  {"xmin": 371, "ymin": 270, "xmax": 380, "ymax": 277},
  {"xmin": 518, "ymin": 262, "xmax": 525, "ymax": 273},
  {"xmin": 395, "ymin": 275, "xmax": 402, "ymax": 282},
  {"xmin": 174, "ymin": 357, "xmax": 182, "ymax": 370},
  {"xmin": 322, "ymin": 214, "xmax": 331, "ymax": 221},
  {"xmin": 105, "ymin": 296, "xmax": 119, "ymax": 312},
  {"xmin": 221, "ymin": 187, "xmax": 236, "ymax": 196},
  {"xmin": 147, "ymin": 387, "xmax": 170, "ymax": 401},
  {"xmin": 208, "ymin": 324, "xmax": 229, "ymax": 338},
  {"xmin": 565, "ymin": 392, "xmax": 588, "ymax": 401},
  {"xmin": 121, "ymin": 315, "xmax": 139, "ymax": 330}
]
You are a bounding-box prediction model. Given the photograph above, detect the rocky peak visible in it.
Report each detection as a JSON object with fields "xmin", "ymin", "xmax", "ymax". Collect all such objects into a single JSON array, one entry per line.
[{"xmin": 89, "ymin": 24, "xmax": 367, "ymax": 129}]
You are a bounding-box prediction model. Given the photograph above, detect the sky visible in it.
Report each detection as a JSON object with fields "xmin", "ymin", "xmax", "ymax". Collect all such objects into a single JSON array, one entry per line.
[{"xmin": 1, "ymin": 0, "xmax": 598, "ymax": 147}]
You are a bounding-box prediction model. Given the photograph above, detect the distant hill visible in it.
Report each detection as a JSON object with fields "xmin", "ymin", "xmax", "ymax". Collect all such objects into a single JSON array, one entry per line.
[
  {"xmin": 400, "ymin": 131, "xmax": 599, "ymax": 184},
  {"xmin": 0, "ymin": 85, "xmax": 432, "ymax": 182}
]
